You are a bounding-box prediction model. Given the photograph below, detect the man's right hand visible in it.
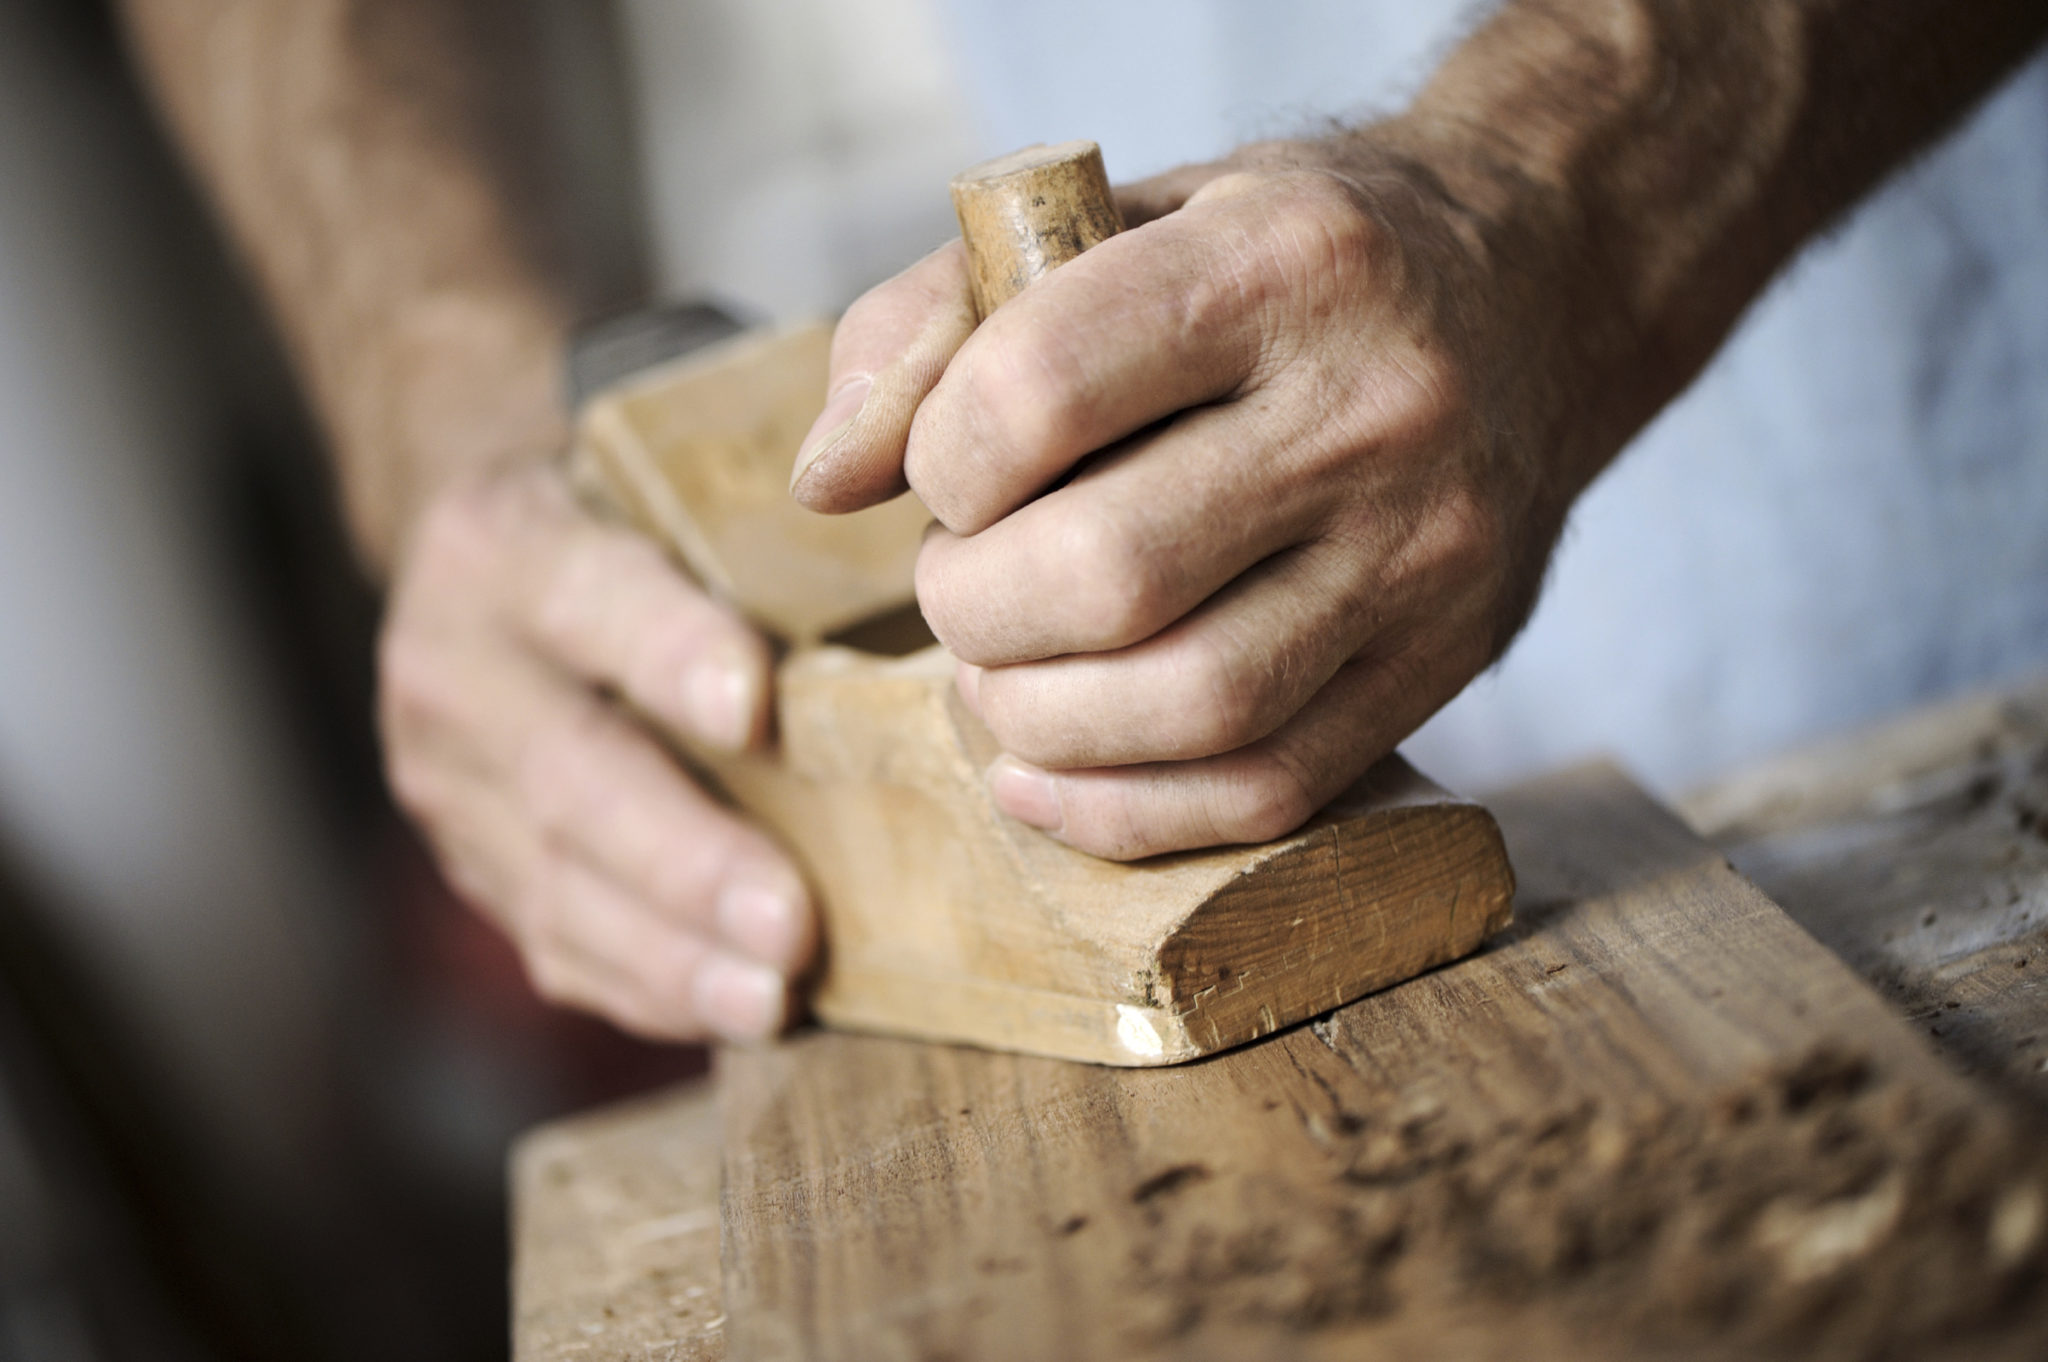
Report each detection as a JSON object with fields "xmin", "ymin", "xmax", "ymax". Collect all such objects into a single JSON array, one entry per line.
[{"xmin": 377, "ymin": 463, "xmax": 813, "ymax": 1042}]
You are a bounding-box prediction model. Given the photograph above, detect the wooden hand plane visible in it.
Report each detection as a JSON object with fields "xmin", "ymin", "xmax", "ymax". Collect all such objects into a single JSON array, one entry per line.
[{"xmin": 568, "ymin": 142, "xmax": 1514, "ymax": 1065}]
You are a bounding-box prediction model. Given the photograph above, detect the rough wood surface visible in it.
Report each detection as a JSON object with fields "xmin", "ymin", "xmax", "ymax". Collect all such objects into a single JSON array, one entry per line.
[
  {"xmin": 694, "ymin": 651, "xmax": 1512, "ymax": 1065},
  {"xmin": 718, "ymin": 765, "xmax": 2048, "ymax": 1361},
  {"xmin": 570, "ymin": 322, "xmax": 930, "ymax": 645},
  {"xmin": 950, "ymin": 140, "xmax": 1124, "ymax": 318},
  {"xmin": 513, "ymin": 687, "xmax": 2048, "ymax": 1360},
  {"xmin": 1683, "ymin": 675, "xmax": 2048, "ymax": 1115},
  {"xmin": 511, "ymin": 1082, "xmax": 727, "ymax": 1362}
]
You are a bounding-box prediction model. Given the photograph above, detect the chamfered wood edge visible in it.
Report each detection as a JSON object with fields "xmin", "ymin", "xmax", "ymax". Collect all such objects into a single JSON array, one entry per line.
[
  {"xmin": 568, "ymin": 320, "xmax": 929, "ymax": 645},
  {"xmin": 1162, "ymin": 802, "xmax": 1516, "ymax": 1051},
  {"xmin": 804, "ymin": 802, "xmax": 1515, "ymax": 1068}
]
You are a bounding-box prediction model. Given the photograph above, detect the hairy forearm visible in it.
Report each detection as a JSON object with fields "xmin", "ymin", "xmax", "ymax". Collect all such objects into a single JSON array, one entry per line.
[
  {"xmin": 1373, "ymin": 0, "xmax": 2048, "ymax": 497},
  {"xmin": 119, "ymin": 0, "xmax": 576, "ymax": 578}
]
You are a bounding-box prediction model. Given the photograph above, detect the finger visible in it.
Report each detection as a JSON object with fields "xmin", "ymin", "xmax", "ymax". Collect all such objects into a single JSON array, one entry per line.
[
  {"xmin": 385, "ymin": 544, "xmax": 815, "ymax": 975},
  {"xmin": 406, "ymin": 761, "xmax": 793, "ymax": 1044},
  {"xmin": 521, "ymin": 941, "xmax": 669, "ymax": 1038},
  {"xmin": 968, "ymin": 540, "xmax": 1370, "ymax": 769},
  {"xmin": 982, "ymin": 643, "xmax": 1461, "ymax": 861},
  {"xmin": 543, "ymin": 856, "xmax": 788, "ymax": 1042},
  {"xmin": 790, "ymin": 242, "xmax": 979, "ymax": 513},
  {"xmin": 915, "ymin": 377, "xmax": 1349, "ymax": 665},
  {"xmin": 1116, "ymin": 139, "xmax": 1355, "ymax": 226},
  {"xmin": 517, "ymin": 486, "xmax": 775, "ymax": 754},
  {"xmin": 385, "ymin": 761, "xmax": 687, "ymax": 1038},
  {"xmin": 902, "ymin": 175, "xmax": 1336, "ymax": 534},
  {"xmin": 1114, "ymin": 161, "xmax": 1224, "ymax": 228},
  {"xmin": 515, "ymin": 675, "xmax": 814, "ymax": 974}
]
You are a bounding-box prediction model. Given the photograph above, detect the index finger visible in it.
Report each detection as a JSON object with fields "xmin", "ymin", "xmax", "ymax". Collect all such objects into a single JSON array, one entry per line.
[
  {"xmin": 902, "ymin": 171, "xmax": 1330, "ymax": 536},
  {"xmin": 479, "ymin": 471, "xmax": 776, "ymax": 753},
  {"xmin": 789, "ymin": 242, "xmax": 978, "ymax": 514}
]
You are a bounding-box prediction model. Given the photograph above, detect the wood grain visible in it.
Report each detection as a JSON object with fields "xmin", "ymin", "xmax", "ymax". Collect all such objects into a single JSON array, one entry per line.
[
  {"xmin": 1685, "ymin": 674, "xmax": 2048, "ymax": 1113},
  {"xmin": 719, "ymin": 765, "xmax": 2048, "ymax": 1361},
  {"xmin": 695, "ymin": 654, "xmax": 1512, "ymax": 1065},
  {"xmin": 512, "ymin": 1082, "xmax": 727, "ymax": 1362},
  {"xmin": 570, "ymin": 322, "xmax": 931, "ymax": 646},
  {"xmin": 949, "ymin": 140, "xmax": 1124, "ymax": 318}
]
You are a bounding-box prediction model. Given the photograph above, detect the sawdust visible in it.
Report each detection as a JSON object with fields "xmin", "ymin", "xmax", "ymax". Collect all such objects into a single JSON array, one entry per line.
[{"xmin": 1123, "ymin": 1045, "xmax": 2048, "ymax": 1359}]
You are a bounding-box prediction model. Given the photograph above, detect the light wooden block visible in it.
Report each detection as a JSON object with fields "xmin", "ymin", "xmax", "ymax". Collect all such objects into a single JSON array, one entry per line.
[{"xmin": 571, "ymin": 323, "xmax": 1514, "ymax": 1066}]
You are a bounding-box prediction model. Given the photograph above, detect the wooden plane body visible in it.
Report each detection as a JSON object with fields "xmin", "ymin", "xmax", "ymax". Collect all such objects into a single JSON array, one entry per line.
[{"xmin": 571, "ymin": 322, "xmax": 1515, "ymax": 1065}]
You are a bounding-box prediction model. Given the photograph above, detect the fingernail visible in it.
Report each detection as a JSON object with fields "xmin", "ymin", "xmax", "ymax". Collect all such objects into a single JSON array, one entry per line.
[
  {"xmin": 683, "ymin": 644, "xmax": 758, "ymax": 751},
  {"xmin": 954, "ymin": 661, "xmax": 983, "ymax": 718},
  {"xmin": 716, "ymin": 874, "xmax": 809, "ymax": 969},
  {"xmin": 789, "ymin": 375, "xmax": 872, "ymax": 491},
  {"xmin": 692, "ymin": 952, "xmax": 787, "ymax": 1042},
  {"xmin": 987, "ymin": 754, "xmax": 1062, "ymax": 832}
]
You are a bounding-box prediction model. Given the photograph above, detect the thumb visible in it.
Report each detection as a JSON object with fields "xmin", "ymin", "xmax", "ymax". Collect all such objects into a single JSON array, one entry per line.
[
  {"xmin": 1113, "ymin": 153, "xmax": 1241, "ymax": 228},
  {"xmin": 790, "ymin": 241, "xmax": 977, "ymax": 514}
]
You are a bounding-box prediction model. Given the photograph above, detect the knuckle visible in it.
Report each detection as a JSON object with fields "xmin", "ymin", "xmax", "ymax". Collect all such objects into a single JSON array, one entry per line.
[
  {"xmin": 645, "ymin": 935, "xmax": 715, "ymax": 1010},
  {"xmin": 1430, "ymin": 484, "xmax": 1511, "ymax": 580},
  {"xmin": 516, "ymin": 703, "xmax": 612, "ymax": 834},
  {"xmin": 438, "ymin": 854, "xmax": 499, "ymax": 917},
  {"xmin": 968, "ymin": 672, "xmax": 1061, "ymax": 765},
  {"xmin": 1258, "ymin": 171, "xmax": 1383, "ymax": 302},
  {"xmin": 531, "ymin": 531, "xmax": 645, "ymax": 654},
  {"xmin": 381, "ymin": 748, "xmax": 440, "ymax": 821},
  {"xmin": 1184, "ymin": 169, "xmax": 1393, "ymax": 393},
  {"xmin": 1375, "ymin": 344, "xmax": 1466, "ymax": 450},
  {"xmin": 840, "ymin": 240, "xmax": 962, "ymax": 332},
  {"xmin": 515, "ymin": 898, "xmax": 575, "ymax": 1004},
  {"xmin": 1217, "ymin": 749, "xmax": 1321, "ymax": 844},
  {"xmin": 374, "ymin": 629, "xmax": 453, "ymax": 731},
  {"xmin": 1057, "ymin": 793, "xmax": 1156, "ymax": 863},
  {"xmin": 1299, "ymin": 171, "xmax": 1384, "ymax": 264},
  {"xmin": 524, "ymin": 952, "xmax": 579, "ymax": 1009},
  {"xmin": 961, "ymin": 323, "xmax": 1092, "ymax": 466},
  {"xmin": 613, "ymin": 609, "xmax": 696, "ymax": 708},
  {"xmin": 834, "ymin": 275, "xmax": 895, "ymax": 341},
  {"xmin": 835, "ymin": 267, "xmax": 925, "ymax": 357},
  {"xmin": 1163, "ymin": 631, "xmax": 1278, "ymax": 759},
  {"xmin": 515, "ymin": 869, "xmax": 585, "ymax": 977},
  {"xmin": 910, "ymin": 545, "xmax": 965, "ymax": 646},
  {"xmin": 408, "ymin": 480, "xmax": 504, "ymax": 587},
  {"xmin": 1058, "ymin": 510, "xmax": 1172, "ymax": 648},
  {"xmin": 645, "ymin": 842, "xmax": 725, "ymax": 925}
]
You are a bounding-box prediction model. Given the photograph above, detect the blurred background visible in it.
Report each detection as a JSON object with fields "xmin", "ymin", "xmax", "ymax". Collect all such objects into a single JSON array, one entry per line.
[
  {"xmin": 0, "ymin": 3, "xmax": 702, "ymax": 1358},
  {"xmin": 2, "ymin": 0, "xmax": 2043, "ymax": 1357}
]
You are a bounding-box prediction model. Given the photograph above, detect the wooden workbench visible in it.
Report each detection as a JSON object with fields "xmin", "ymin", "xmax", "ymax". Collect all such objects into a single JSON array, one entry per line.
[{"xmin": 511, "ymin": 677, "xmax": 2048, "ymax": 1361}]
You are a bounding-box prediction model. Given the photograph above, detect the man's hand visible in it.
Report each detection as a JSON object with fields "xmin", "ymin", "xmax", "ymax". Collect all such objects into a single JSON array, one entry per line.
[
  {"xmin": 787, "ymin": 0, "xmax": 2048, "ymax": 863},
  {"xmin": 379, "ymin": 464, "xmax": 814, "ymax": 1040},
  {"xmin": 792, "ymin": 144, "xmax": 1592, "ymax": 860}
]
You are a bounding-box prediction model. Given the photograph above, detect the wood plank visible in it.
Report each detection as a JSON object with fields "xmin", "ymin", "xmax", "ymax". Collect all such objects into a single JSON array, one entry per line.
[
  {"xmin": 1679, "ymin": 675, "xmax": 2048, "ymax": 842},
  {"xmin": 1682, "ymin": 674, "xmax": 2048, "ymax": 1113},
  {"xmin": 700, "ymin": 666, "xmax": 1513, "ymax": 1065},
  {"xmin": 719, "ymin": 764, "xmax": 2048, "ymax": 1361},
  {"xmin": 511, "ymin": 1082, "xmax": 726, "ymax": 1362}
]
